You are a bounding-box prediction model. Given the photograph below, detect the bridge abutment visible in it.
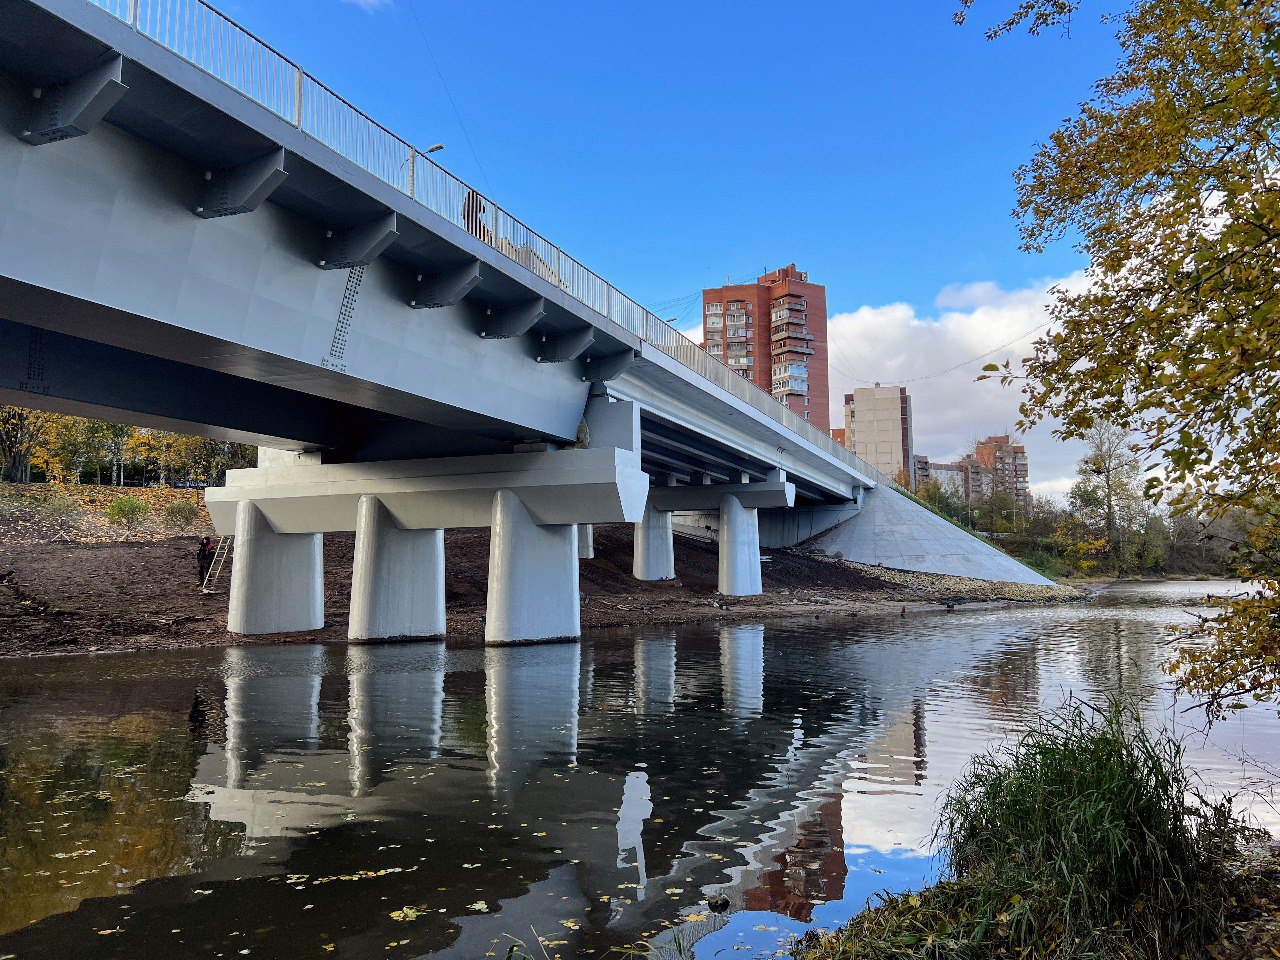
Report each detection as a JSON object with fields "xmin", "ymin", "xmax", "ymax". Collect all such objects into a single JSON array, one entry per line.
[
  {"xmin": 348, "ymin": 495, "xmax": 446, "ymax": 642},
  {"xmin": 227, "ymin": 501, "xmax": 324, "ymax": 635}
]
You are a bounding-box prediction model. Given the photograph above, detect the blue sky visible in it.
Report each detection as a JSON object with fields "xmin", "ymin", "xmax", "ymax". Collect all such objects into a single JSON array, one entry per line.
[
  {"xmin": 216, "ymin": 0, "xmax": 1122, "ymax": 492},
  {"xmin": 221, "ymin": 0, "xmax": 1116, "ymax": 314}
]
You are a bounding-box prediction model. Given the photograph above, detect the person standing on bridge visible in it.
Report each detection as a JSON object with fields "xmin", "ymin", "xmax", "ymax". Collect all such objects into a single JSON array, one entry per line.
[{"xmin": 197, "ymin": 536, "xmax": 215, "ymax": 588}]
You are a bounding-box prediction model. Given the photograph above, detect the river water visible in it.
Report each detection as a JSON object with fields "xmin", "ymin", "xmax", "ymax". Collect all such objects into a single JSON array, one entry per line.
[{"xmin": 0, "ymin": 581, "xmax": 1276, "ymax": 959}]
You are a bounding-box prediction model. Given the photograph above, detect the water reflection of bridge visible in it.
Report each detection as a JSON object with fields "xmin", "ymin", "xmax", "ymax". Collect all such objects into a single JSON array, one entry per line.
[{"xmin": 173, "ymin": 621, "xmax": 1021, "ymax": 957}]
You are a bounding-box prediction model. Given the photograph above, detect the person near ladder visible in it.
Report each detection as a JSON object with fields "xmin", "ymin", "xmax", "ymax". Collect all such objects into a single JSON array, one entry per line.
[{"xmin": 197, "ymin": 536, "xmax": 215, "ymax": 587}]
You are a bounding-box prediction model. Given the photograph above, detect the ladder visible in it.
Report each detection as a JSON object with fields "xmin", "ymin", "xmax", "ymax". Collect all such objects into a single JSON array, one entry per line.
[{"xmin": 202, "ymin": 536, "xmax": 232, "ymax": 593}]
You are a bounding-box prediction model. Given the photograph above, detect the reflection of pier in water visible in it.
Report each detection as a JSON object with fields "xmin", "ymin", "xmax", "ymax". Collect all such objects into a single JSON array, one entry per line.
[{"xmin": 179, "ymin": 622, "xmax": 1023, "ymax": 956}]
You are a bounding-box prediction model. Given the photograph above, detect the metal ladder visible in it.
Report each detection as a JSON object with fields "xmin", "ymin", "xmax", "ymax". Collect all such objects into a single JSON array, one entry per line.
[{"xmin": 202, "ymin": 536, "xmax": 231, "ymax": 593}]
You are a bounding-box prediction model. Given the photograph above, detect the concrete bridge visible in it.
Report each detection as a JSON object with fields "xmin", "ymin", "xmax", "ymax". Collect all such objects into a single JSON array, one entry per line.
[{"xmin": 0, "ymin": 0, "xmax": 1051, "ymax": 644}]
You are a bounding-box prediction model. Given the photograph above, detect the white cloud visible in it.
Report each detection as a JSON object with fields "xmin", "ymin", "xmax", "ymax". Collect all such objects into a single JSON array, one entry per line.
[
  {"xmin": 340, "ymin": 0, "xmax": 392, "ymax": 10},
  {"xmin": 826, "ymin": 273, "xmax": 1089, "ymax": 502}
]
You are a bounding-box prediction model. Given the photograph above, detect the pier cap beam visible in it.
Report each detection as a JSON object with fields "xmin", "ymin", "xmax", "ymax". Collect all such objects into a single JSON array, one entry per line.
[
  {"xmin": 647, "ymin": 479, "xmax": 794, "ymax": 513},
  {"xmin": 205, "ymin": 446, "xmax": 649, "ymax": 534}
]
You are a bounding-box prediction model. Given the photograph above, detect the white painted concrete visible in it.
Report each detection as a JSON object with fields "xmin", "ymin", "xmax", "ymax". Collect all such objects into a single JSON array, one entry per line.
[
  {"xmin": 578, "ymin": 524, "xmax": 595, "ymax": 560},
  {"xmin": 718, "ymin": 495, "xmax": 763, "ymax": 597},
  {"xmin": 485, "ymin": 489, "xmax": 581, "ymax": 645},
  {"xmin": 633, "ymin": 500, "xmax": 675, "ymax": 581},
  {"xmin": 647, "ymin": 479, "xmax": 794, "ymax": 512},
  {"xmin": 808, "ymin": 484, "xmax": 1057, "ymax": 586},
  {"xmin": 348, "ymin": 495, "xmax": 446, "ymax": 641},
  {"xmin": 227, "ymin": 500, "xmax": 324, "ymax": 635},
  {"xmin": 206, "ymin": 446, "xmax": 648, "ymax": 534}
]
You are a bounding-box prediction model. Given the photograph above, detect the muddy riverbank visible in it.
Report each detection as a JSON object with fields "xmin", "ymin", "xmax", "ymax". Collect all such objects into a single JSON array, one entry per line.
[{"xmin": 0, "ymin": 523, "xmax": 1079, "ymax": 658}]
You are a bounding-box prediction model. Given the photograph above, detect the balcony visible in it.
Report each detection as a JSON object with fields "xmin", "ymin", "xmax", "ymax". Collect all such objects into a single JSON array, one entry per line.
[
  {"xmin": 773, "ymin": 295, "xmax": 806, "ymax": 311},
  {"xmin": 771, "ymin": 325, "xmax": 813, "ymax": 341},
  {"xmin": 772, "ymin": 340, "xmax": 815, "ymax": 356}
]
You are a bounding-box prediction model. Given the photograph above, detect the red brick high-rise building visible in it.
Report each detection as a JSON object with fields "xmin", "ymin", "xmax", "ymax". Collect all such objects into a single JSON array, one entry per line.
[{"xmin": 700, "ymin": 265, "xmax": 830, "ymax": 433}]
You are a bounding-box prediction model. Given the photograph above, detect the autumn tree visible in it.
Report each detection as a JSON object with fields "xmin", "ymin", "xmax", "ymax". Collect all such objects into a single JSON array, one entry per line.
[
  {"xmin": 0, "ymin": 406, "xmax": 51, "ymax": 483},
  {"xmin": 967, "ymin": 0, "xmax": 1280, "ymax": 716},
  {"xmin": 1068, "ymin": 421, "xmax": 1146, "ymax": 570}
]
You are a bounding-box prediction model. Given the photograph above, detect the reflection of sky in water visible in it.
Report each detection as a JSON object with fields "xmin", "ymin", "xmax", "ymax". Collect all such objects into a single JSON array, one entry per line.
[{"xmin": 0, "ymin": 581, "xmax": 1276, "ymax": 960}]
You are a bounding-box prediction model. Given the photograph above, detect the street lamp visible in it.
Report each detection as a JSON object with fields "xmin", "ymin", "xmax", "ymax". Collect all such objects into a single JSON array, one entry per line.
[{"xmin": 425, "ymin": 143, "xmax": 445, "ymax": 154}]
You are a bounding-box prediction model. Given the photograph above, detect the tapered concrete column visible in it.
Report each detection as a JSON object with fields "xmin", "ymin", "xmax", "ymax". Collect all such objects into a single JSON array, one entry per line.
[
  {"xmin": 349, "ymin": 495, "xmax": 446, "ymax": 641},
  {"xmin": 633, "ymin": 501, "xmax": 675, "ymax": 581},
  {"xmin": 227, "ymin": 500, "xmax": 323, "ymax": 635},
  {"xmin": 718, "ymin": 494, "xmax": 762, "ymax": 596},
  {"xmin": 578, "ymin": 524, "xmax": 595, "ymax": 560},
  {"xmin": 485, "ymin": 489, "xmax": 580, "ymax": 644}
]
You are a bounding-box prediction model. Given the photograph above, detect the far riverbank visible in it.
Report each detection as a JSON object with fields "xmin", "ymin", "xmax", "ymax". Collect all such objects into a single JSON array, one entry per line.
[{"xmin": 0, "ymin": 518, "xmax": 1079, "ymax": 658}]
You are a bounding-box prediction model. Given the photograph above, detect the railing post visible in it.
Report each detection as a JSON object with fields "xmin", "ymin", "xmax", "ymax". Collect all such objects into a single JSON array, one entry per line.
[
  {"xmin": 406, "ymin": 150, "xmax": 415, "ymax": 199},
  {"xmin": 128, "ymin": 0, "xmax": 138, "ymax": 27},
  {"xmin": 293, "ymin": 66, "xmax": 303, "ymax": 127}
]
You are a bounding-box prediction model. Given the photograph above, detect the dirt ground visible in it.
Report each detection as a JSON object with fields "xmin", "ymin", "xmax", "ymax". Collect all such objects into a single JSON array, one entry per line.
[{"xmin": 0, "ymin": 523, "xmax": 1079, "ymax": 659}]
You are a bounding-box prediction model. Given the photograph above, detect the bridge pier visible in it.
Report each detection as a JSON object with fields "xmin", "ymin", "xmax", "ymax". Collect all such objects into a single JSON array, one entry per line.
[
  {"xmin": 485, "ymin": 490, "xmax": 581, "ymax": 645},
  {"xmin": 227, "ymin": 501, "xmax": 324, "ymax": 635},
  {"xmin": 633, "ymin": 501, "xmax": 675, "ymax": 581},
  {"xmin": 349, "ymin": 495, "xmax": 446, "ymax": 641},
  {"xmin": 718, "ymin": 495, "xmax": 763, "ymax": 597}
]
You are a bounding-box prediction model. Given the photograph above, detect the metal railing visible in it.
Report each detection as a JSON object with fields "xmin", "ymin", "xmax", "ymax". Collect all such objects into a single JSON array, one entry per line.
[{"xmin": 86, "ymin": 0, "xmax": 903, "ymax": 492}]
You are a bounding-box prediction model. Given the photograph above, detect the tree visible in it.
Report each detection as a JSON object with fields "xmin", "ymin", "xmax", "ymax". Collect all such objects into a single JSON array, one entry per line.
[
  {"xmin": 0, "ymin": 406, "xmax": 51, "ymax": 482},
  {"xmin": 968, "ymin": 0, "xmax": 1280, "ymax": 718},
  {"xmin": 1068, "ymin": 422, "xmax": 1145, "ymax": 570}
]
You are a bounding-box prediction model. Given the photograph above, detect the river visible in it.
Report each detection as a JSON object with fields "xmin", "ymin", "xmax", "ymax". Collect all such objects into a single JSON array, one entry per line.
[{"xmin": 0, "ymin": 581, "xmax": 1275, "ymax": 959}]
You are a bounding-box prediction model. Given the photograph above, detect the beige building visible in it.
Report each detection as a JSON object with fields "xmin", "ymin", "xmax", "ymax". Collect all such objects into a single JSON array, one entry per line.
[{"xmin": 842, "ymin": 384, "xmax": 914, "ymax": 481}]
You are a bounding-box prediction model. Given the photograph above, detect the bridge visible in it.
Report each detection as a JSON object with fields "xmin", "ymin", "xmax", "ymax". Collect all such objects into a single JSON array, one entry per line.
[{"xmin": 0, "ymin": 0, "xmax": 1051, "ymax": 644}]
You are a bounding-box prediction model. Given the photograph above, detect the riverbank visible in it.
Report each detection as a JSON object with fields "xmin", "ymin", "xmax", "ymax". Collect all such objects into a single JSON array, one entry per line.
[
  {"xmin": 0, "ymin": 533, "xmax": 1078, "ymax": 661},
  {"xmin": 0, "ymin": 481, "xmax": 1078, "ymax": 657}
]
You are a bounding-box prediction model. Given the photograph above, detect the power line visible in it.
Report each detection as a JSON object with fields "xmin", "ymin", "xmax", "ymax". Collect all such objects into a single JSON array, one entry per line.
[
  {"xmin": 403, "ymin": 0, "xmax": 493, "ymax": 194},
  {"xmin": 898, "ymin": 319, "xmax": 1054, "ymax": 384}
]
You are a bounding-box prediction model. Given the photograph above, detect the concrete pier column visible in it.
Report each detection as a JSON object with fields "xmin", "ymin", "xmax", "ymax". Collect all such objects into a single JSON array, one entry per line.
[
  {"xmin": 718, "ymin": 495, "xmax": 763, "ymax": 596},
  {"xmin": 227, "ymin": 500, "xmax": 324, "ymax": 635},
  {"xmin": 349, "ymin": 495, "xmax": 446, "ymax": 641},
  {"xmin": 633, "ymin": 501, "xmax": 675, "ymax": 581},
  {"xmin": 485, "ymin": 489, "xmax": 580, "ymax": 644},
  {"xmin": 578, "ymin": 523, "xmax": 595, "ymax": 560}
]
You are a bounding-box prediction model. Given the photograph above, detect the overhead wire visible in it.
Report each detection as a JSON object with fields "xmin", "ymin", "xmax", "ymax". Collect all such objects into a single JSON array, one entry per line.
[{"xmin": 403, "ymin": 0, "xmax": 494, "ymax": 195}]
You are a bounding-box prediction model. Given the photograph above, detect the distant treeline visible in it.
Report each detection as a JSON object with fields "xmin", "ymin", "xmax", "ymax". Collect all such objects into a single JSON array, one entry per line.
[
  {"xmin": 0, "ymin": 406, "xmax": 256, "ymax": 487},
  {"xmin": 909, "ymin": 422, "xmax": 1245, "ymax": 580}
]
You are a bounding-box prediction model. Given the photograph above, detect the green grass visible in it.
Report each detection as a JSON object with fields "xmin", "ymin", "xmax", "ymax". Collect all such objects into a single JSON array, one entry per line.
[{"xmin": 795, "ymin": 700, "xmax": 1254, "ymax": 960}]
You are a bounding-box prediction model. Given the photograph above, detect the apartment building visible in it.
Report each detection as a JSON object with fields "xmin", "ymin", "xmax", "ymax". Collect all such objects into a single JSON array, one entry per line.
[
  {"xmin": 916, "ymin": 435, "xmax": 1030, "ymax": 510},
  {"xmin": 700, "ymin": 265, "xmax": 830, "ymax": 432},
  {"xmin": 841, "ymin": 384, "xmax": 914, "ymax": 482},
  {"xmin": 975, "ymin": 435, "xmax": 1031, "ymax": 510}
]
